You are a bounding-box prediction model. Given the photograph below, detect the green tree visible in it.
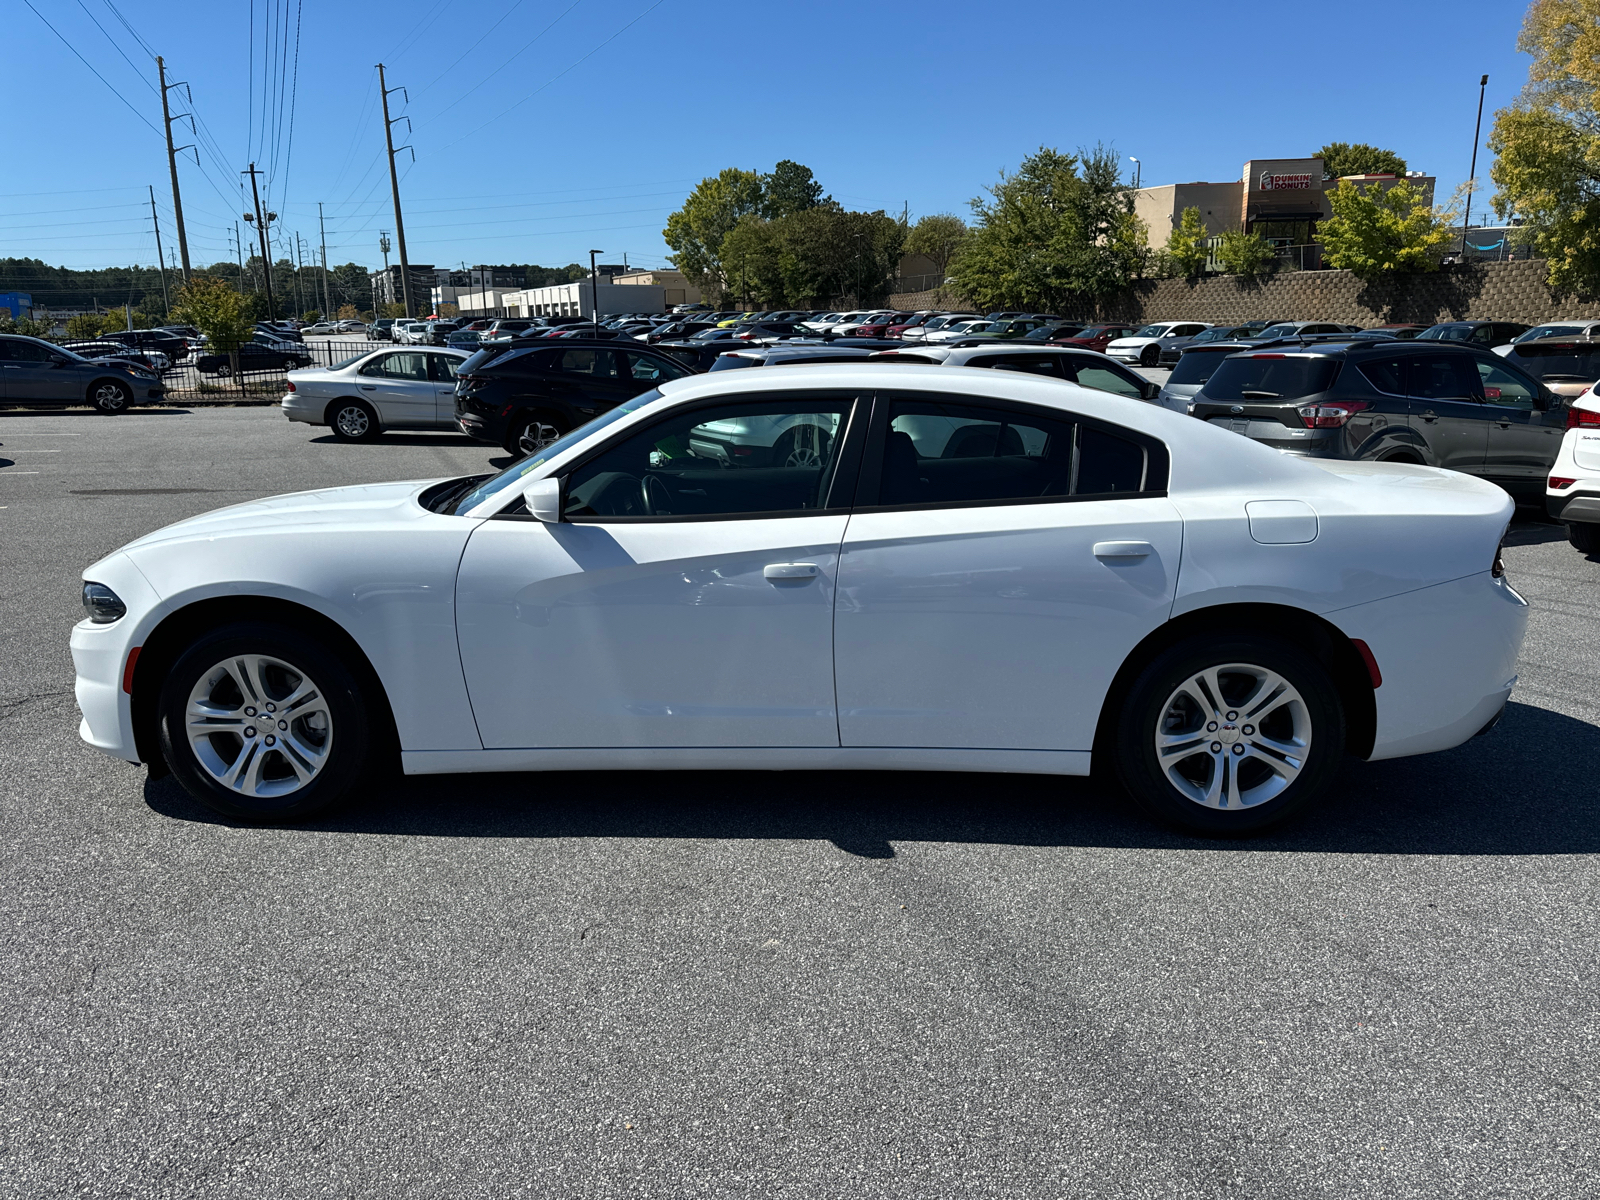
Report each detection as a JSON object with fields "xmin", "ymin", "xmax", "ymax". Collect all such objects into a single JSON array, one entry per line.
[
  {"xmin": 1315, "ymin": 178, "xmax": 1456, "ymax": 279},
  {"xmin": 99, "ymin": 306, "xmax": 153, "ymax": 334},
  {"xmin": 663, "ymin": 168, "xmax": 764, "ymax": 300},
  {"xmin": 719, "ymin": 216, "xmax": 785, "ymax": 306},
  {"xmin": 302, "ymin": 309, "xmax": 322, "ymax": 323},
  {"xmin": 172, "ymin": 275, "xmax": 252, "ymax": 374},
  {"xmin": 903, "ymin": 213, "xmax": 968, "ymax": 279},
  {"xmin": 1214, "ymin": 230, "xmax": 1278, "ymax": 279},
  {"xmin": 1315, "ymin": 142, "xmax": 1409, "ymax": 180},
  {"xmin": 949, "ymin": 145, "xmax": 1148, "ymax": 315},
  {"xmin": 769, "ymin": 204, "xmax": 906, "ymax": 308},
  {"xmin": 65, "ymin": 313, "xmax": 103, "ymax": 339},
  {"xmin": 1160, "ymin": 206, "xmax": 1211, "ymax": 279},
  {"xmin": 760, "ymin": 160, "xmax": 826, "ymax": 220},
  {"xmin": 1489, "ymin": 0, "xmax": 1600, "ymax": 291},
  {"xmin": 380, "ymin": 301, "xmax": 407, "ymax": 319}
]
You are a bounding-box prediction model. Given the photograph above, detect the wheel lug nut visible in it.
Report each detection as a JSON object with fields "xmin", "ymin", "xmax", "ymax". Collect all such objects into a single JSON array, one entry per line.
[
  {"xmin": 1226, "ymin": 711, "xmax": 1238, "ymax": 721},
  {"xmin": 1242, "ymin": 725, "xmax": 1254, "ymax": 736},
  {"xmin": 244, "ymin": 727, "xmax": 257, "ymax": 738},
  {"xmin": 265, "ymin": 734, "xmax": 276, "ymax": 746},
  {"xmin": 1210, "ymin": 741, "xmax": 1222, "ymax": 753},
  {"xmin": 278, "ymin": 719, "xmax": 288, "ymax": 730},
  {"xmin": 1206, "ymin": 722, "xmax": 1218, "ymax": 732},
  {"xmin": 244, "ymin": 707, "xmax": 256, "ymax": 717},
  {"xmin": 265, "ymin": 703, "xmax": 276, "ymax": 713},
  {"xmin": 1232, "ymin": 744, "xmax": 1245, "ymax": 755}
]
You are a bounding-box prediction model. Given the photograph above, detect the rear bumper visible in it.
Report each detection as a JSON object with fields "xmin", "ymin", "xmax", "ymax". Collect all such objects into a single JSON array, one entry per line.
[{"xmin": 1548, "ymin": 488, "xmax": 1600, "ymax": 523}]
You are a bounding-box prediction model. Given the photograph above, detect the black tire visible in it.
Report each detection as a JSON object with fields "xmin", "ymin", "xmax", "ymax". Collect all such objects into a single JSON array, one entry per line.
[
  {"xmin": 505, "ymin": 411, "xmax": 568, "ymax": 458},
  {"xmin": 327, "ymin": 398, "xmax": 381, "ymax": 442},
  {"xmin": 1569, "ymin": 521, "xmax": 1600, "ymax": 554},
  {"xmin": 158, "ymin": 621, "xmax": 373, "ymax": 821},
  {"xmin": 90, "ymin": 379, "xmax": 131, "ymax": 414},
  {"xmin": 1113, "ymin": 634, "xmax": 1346, "ymax": 834},
  {"xmin": 1139, "ymin": 344, "xmax": 1160, "ymax": 367}
]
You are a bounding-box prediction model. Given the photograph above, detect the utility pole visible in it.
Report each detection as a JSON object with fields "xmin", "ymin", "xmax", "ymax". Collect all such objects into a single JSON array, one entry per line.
[
  {"xmin": 378, "ymin": 232, "xmax": 392, "ymax": 310},
  {"xmin": 377, "ymin": 64, "xmax": 415, "ymax": 318},
  {"xmin": 293, "ymin": 235, "xmax": 305, "ymax": 316},
  {"xmin": 232, "ymin": 222, "xmax": 246, "ymax": 293},
  {"xmin": 589, "ymin": 249, "xmax": 603, "ymax": 331},
  {"xmin": 242, "ymin": 162, "xmax": 275, "ymax": 319},
  {"xmin": 318, "ymin": 201, "xmax": 333, "ymax": 317},
  {"xmin": 148, "ymin": 186, "xmax": 169, "ymax": 314},
  {"xmin": 157, "ymin": 56, "xmax": 192, "ymax": 282},
  {"xmin": 1462, "ymin": 74, "xmax": 1489, "ymax": 258}
]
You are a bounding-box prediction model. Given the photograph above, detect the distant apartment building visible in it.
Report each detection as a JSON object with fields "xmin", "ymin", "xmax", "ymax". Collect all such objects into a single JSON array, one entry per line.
[
  {"xmin": 1134, "ymin": 158, "xmax": 1437, "ymax": 266},
  {"xmin": 374, "ymin": 264, "xmax": 526, "ymax": 310}
]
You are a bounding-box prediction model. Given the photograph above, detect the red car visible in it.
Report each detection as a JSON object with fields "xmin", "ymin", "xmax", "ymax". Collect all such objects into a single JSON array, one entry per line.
[
  {"xmin": 1050, "ymin": 323, "xmax": 1139, "ymax": 353},
  {"xmin": 886, "ymin": 311, "xmax": 940, "ymax": 339},
  {"xmin": 854, "ymin": 311, "xmax": 915, "ymax": 339}
]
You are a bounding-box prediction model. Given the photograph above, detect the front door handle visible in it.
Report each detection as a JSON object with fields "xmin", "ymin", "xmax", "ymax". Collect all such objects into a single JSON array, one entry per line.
[
  {"xmin": 764, "ymin": 562, "xmax": 819, "ymax": 580},
  {"xmin": 360, "ymin": 384, "xmax": 376, "ymax": 390},
  {"xmin": 1420, "ymin": 410, "xmax": 1438, "ymax": 422},
  {"xmin": 1094, "ymin": 541, "xmax": 1152, "ymax": 559}
]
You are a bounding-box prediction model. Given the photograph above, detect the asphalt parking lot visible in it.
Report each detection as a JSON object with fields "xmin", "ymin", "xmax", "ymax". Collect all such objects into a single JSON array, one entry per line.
[{"xmin": 2, "ymin": 403, "xmax": 1598, "ymax": 1198}]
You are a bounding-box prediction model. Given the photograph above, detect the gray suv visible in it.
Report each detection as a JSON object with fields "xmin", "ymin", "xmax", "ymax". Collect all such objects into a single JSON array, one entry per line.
[
  {"xmin": 0, "ymin": 334, "xmax": 165, "ymax": 413},
  {"xmin": 1189, "ymin": 339, "xmax": 1565, "ymax": 498}
]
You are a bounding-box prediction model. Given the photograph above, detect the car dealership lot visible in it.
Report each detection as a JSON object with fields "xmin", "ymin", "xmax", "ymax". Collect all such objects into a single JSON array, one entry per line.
[{"xmin": 3, "ymin": 406, "xmax": 1599, "ymax": 1196}]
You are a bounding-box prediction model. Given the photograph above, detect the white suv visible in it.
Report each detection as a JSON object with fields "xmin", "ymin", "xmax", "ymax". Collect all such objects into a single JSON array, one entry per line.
[
  {"xmin": 1106, "ymin": 322, "xmax": 1212, "ymax": 367},
  {"xmin": 1548, "ymin": 387, "xmax": 1600, "ymax": 554}
]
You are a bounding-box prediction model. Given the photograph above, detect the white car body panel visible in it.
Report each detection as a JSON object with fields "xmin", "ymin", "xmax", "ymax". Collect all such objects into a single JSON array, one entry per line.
[
  {"xmin": 1547, "ymin": 388, "xmax": 1600, "ymax": 526},
  {"xmin": 1106, "ymin": 324, "xmax": 1212, "ymax": 362},
  {"xmin": 74, "ymin": 365, "xmax": 1529, "ymax": 783}
]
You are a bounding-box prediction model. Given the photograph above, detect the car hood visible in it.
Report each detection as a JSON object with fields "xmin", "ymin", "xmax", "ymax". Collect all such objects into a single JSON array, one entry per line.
[
  {"xmin": 112, "ymin": 479, "xmax": 456, "ymax": 555},
  {"xmin": 1106, "ymin": 336, "xmax": 1157, "ymax": 348}
]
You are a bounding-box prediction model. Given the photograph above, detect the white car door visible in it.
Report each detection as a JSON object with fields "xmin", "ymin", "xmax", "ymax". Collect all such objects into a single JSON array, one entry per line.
[
  {"xmin": 834, "ymin": 391, "xmax": 1182, "ymax": 751},
  {"xmin": 455, "ymin": 389, "xmax": 867, "ymax": 749},
  {"xmin": 354, "ymin": 350, "xmax": 438, "ymax": 426}
]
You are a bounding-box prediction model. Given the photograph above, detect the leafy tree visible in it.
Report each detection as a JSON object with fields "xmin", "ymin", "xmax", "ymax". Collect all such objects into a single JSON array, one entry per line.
[
  {"xmin": 1489, "ymin": 0, "xmax": 1600, "ymax": 291},
  {"xmin": 172, "ymin": 276, "xmax": 252, "ymax": 374},
  {"xmin": 663, "ymin": 168, "xmax": 764, "ymax": 300},
  {"xmin": 949, "ymin": 145, "xmax": 1148, "ymax": 315},
  {"xmin": 903, "ymin": 214, "xmax": 968, "ymax": 278},
  {"xmin": 336, "ymin": 304, "xmax": 360, "ymax": 321},
  {"xmin": 1315, "ymin": 142, "xmax": 1408, "ymax": 180},
  {"xmin": 0, "ymin": 311, "xmax": 53, "ymax": 338},
  {"xmin": 1315, "ymin": 178, "xmax": 1456, "ymax": 278},
  {"xmin": 1160, "ymin": 206, "xmax": 1211, "ymax": 280},
  {"xmin": 380, "ymin": 302, "xmax": 408, "ymax": 318},
  {"xmin": 720, "ymin": 216, "xmax": 785, "ymax": 306},
  {"xmin": 99, "ymin": 306, "xmax": 152, "ymax": 334},
  {"xmin": 774, "ymin": 205, "xmax": 906, "ymax": 308},
  {"xmin": 64, "ymin": 313, "xmax": 103, "ymax": 339},
  {"xmin": 302, "ymin": 310, "xmax": 322, "ymax": 323},
  {"xmin": 1214, "ymin": 230, "xmax": 1278, "ymax": 279},
  {"xmin": 760, "ymin": 160, "xmax": 826, "ymax": 220}
]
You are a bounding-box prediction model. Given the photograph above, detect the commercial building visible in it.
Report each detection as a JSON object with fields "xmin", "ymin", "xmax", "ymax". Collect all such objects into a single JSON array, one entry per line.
[
  {"xmin": 372, "ymin": 264, "xmax": 525, "ymax": 311},
  {"xmin": 502, "ymin": 275, "xmax": 670, "ymax": 319},
  {"xmin": 0, "ymin": 291, "xmax": 34, "ymax": 320},
  {"xmin": 606, "ymin": 268, "xmax": 701, "ymax": 308},
  {"xmin": 1135, "ymin": 158, "xmax": 1436, "ymax": 267}
]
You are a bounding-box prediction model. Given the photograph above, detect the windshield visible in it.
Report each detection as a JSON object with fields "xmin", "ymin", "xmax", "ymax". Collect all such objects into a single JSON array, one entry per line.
[
  {"xmin": 1509, "ymin": 344, "xmax": 1600, "ymax": 381},
  {"xmin": 1191, "ymin": 327, "xmax": 1237, "ymax": 344},
  {"xmin": 1418, "ymin": 325, "xmax": 1471, "ymax": 341},
  {"xmin": 331, "ymin": 352, "xmax": 371, "ymax": 371},
  {"xmin": 1256, "ymin": 324, "xmax": 1300, "ymax": 339},
  {"xmin": 454, "ymin": 389, "xmax": 667, "ymax": 515},
  {"xmin": 1201, "ymin": 355, "xmax": 1342, "ymax": 401},
  {"xmin": 1517, "ymin": 324, "xmax": 1584, "ymax": 342},
  {"xmin": 1134, "ymin": 324, "xmax": 1169, "ymax": 337}
]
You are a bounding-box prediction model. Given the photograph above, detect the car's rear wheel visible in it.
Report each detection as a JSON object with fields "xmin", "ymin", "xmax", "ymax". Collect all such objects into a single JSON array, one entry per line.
[
  {"xmin": 328, "ymin": 399, "xmax": 380, "ymax": 442},
  {"xmin": 507, "ymin": 412, "xmax": 567, "ymax": 458},
  {"xmin": 1569, "ymin": 521, "xmax": 1600, "ymax": 554},
  {"xmin": 158, "ymin": 622, "xmax": 373, "ymax": 821},
  {"xmin": 90, "ymin": 380, "xmax": 131, "ymax": 413},
  {"xmin": 1114, "ymin": 634, "xmax": 1345, "ymax": 834}
]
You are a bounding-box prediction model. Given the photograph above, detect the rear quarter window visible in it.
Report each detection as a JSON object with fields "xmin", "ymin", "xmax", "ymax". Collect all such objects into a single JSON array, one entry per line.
[{"xmin": 1200, "ymin": 355, "xmax": 1342, "ymax": 401}]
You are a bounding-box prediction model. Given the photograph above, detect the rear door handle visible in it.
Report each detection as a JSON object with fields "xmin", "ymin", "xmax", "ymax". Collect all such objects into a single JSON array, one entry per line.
[
  {"xmin": 1094, "ymin": 541, "xmax": 1152, "ymax": 558},
  {"xmin": 764, "ymin": 562, "xmax": 819, "ymax": 580},
  {"xmin": 1420, "ymin": 410, "xmax": 1438, "ymax": 422}
]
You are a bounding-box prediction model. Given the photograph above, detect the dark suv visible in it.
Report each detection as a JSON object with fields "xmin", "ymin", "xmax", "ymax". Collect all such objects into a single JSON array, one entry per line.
[
  {"xmin": 454, "ymin": 339, "xmax": 697, "ymax": 455},
  {"xmin": 1189, "ymin": 340, "xmax": 1566, "ymax": 498}
]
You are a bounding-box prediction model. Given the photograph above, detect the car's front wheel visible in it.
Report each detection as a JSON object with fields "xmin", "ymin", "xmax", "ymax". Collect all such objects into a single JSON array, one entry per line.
[
  {"xmin": 91, "ymin": 380, "xmax": 131, "ymax": 413},
  {"xmin": 328, "ymin": 399, "xmax": 381, "ymax": 442},
  {"xmin": 507, "ymin": 412, "xmax": 567, "ymax": 457},
  {"xmin": 1139, "ymin": 344, "xmax": 1160, "ymax": 367},
  {"xmin": 158, "ymin": 622, "xmax": 374, "ymax": 821},
  {"xmin": 1114, "ymin": 634, "xmax": 1345, "ymax": 834}
]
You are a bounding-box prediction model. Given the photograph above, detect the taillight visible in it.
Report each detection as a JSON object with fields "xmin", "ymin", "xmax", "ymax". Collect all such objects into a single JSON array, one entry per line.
[
  {"xmin": 284, "ymin": 380, "xmax": 296, "ymax": 391},
  {"xmin": 1297, "ymin": 400, "xmax": 1370, "ymax": 428},
  {"xmin": 1492, "ymin": 544, "xmax": 1506, "ymax": 578},
  {"xmin": 1550, "ymin": 476, "xmax": 1577, "ymax": 489},
  {"xmin": 1566, "ymin": 407, "xmax": 1600, "ymax": 429}
]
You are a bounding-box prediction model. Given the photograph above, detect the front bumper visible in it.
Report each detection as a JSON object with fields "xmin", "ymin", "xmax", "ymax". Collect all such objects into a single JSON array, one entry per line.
[{"xmin": 71, "ymin": 553, "xmax": 162, "ymax": 764}]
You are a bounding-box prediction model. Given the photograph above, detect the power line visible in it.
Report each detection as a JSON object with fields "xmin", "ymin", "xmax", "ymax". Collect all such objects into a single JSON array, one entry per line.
[
  {"xmin": 414, "ymin": 0, "xmax": 528, "ymax": 97},
  {"xmin": 18, "ymin": 0, "xmax": 162, "ymax": 139},
  {"xmin": 73, "ymin": 0, "xmax": 157, "ymax": 95}
]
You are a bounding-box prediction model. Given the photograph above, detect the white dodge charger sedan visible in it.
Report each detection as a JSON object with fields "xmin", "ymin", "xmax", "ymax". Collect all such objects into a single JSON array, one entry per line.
[{"xmin": 71, "ymin": 366, "xmax": 1528, "ymax": 833}]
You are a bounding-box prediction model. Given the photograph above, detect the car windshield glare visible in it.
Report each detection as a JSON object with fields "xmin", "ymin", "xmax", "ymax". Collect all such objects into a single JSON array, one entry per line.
[
  {"xmin": 1419, "ymin": 325, "xmax": 1471, "ymax": 341},
  {"xmin": 1201, "ymin": 355, "xmax": 1342, "ymax": 401},
  {"xmin": 1134, "ymin": 325, "xmax": 1167, "ymax": 337},
  {"xmin": 453, "ymin": 389, "xmax": 667, "ymax": 515}
]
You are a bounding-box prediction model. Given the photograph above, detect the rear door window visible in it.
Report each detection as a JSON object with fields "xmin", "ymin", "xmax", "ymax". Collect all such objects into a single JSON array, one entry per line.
[
  {"xmin": 1200, "ymin": 355, "xmax": 1341, "ymax": 401},
  {"xmin": 1406, "ymin": 354, "xmax": 1482, "ymax": 401}
]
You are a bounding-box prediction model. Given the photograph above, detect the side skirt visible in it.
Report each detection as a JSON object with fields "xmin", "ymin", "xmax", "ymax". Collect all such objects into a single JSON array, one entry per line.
[{"xmin": 402, "ymin": 746, "xmax": 1093, "ymax": 776}]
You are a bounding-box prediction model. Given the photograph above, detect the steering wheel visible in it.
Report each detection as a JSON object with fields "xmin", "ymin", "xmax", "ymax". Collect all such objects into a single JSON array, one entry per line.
[{"xmin": 640, "ymin": 474, "xmax": 674, "ymax": 515}]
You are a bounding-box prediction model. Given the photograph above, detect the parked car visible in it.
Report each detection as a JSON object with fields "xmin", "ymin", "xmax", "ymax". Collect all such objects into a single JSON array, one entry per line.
[
  {"xmin": 101, "ymin": 328, "xmax": 189, "ymax": 360},
  {"xmin": 869, "ymin": 343, "xmax": 1161, "ymax": 401},
  {"xmin": 1496, "ymin": 319, "xmax": 1600, "ymax": 357},
  {"xmin": 1157, "ymin": 326, "xmax": 1264, "ymax": 366},
  {"xmin": 480, "ymin": 318, "xmax": 538, "ymax": 342},
  {"xmin": 74, "ymin": 363, "xmax": 1529, "ymax": 836},
  {"xmin": 707, "ymin": 346, "xmax": 882, "ymax": 372},
  {"xmin": 1500, "ymin": 336, "xmax": 1600, "ymax": 400},
  {"xmin": 950, "ymin": 318, "xmax": 1051, "ymax": 344},
  {"xmin": 454, "ymin": 340, "xmax": 698, "ymax": 455},
  {"xmin": 197, "ymin": 340, "xmax": 313, "ymax": 375},
  {"xmin": 1155, "ymin": 341, "xmax": 1259, "ymax": 413},
  {"xmin": 62, "ymin": 341, "xmax": 171, "ymax": 373},
  {"xmin": 799, "ymin": 312, "xmax": 845, "ymax": 334},
  {"xmin": 1416, "ymin": 321, "xmax": 1529, "ymax": 348},
  {"xmin": 886, "ymin": 312, "xmax": 941, "ymax": 338},
  {"xmin": 302, "ymin": 322, "xmax": 338, "ymax": 336},
  {"xmin": 1049, "ymin": 324, "xmax": 1140, "ymax": 354},
  {"xmin": 853, "ymin": 313, "xmax": 915, "ymax": 339},
  {"xmin": 391, "ymin": 321, "xmax": 428, "ymax": 345},
  {"xmin": 1358, "ymin": 324, "xmax": 1430, "ymax": 340},
  {"xmin": 923, "ymin": 318, "xmax": 1000, "ymax": 345},
  {"xmin": 646, "ymin": 320, "xmax": 717, "ymax": 343},
  {"xmin": 280, "ymin": 347, "xmax": 470, "ymax": 441},
  {"xmin": 444, "ymin": 328, "xmax": 483, "ymax": 351},
  {"xmin": 1247, "ymin": 322, "xmax": 1363, "ymax": 343},
  {"xmin": 1189, "ymin": 340, "xmax": 1565, "ymax": 498},
  {"xmin": 255, "ymin": 322, "xmax": 304, "ymax": 344},
  {"xmin": 336, "ymin": 320, "xmax": 367, "ymax": 333},
  {"xmin": 1022, "ymin": 323, "xmax": 1087, "ymax": 342},
  {"xmin": 1546, "ymin": 385, "xmax": 1600, "ymax": 552},
  {"xmin": 1107, "ymin": 322, "xmax": 1215, "ymax": 366},
  {"xmin": 0, "ymin": 333, "xmax": 164, "ymax": 412},
  {"xmin": 900, "ymin": 314, "xmax": 982, "ymax": 343},
  {"xmin": 369, "ymin": 318, "xmax": 398, "ymax": 341}
]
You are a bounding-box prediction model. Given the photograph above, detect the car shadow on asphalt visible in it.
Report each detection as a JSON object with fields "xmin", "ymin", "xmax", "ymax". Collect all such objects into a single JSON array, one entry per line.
[
  {"xmin": 143, "ymin": 701, "xmax": 1600, "ymax": 857},
  {"xmin": 306, "ymin": 434, "xmax": 487, "ymax": 448}
]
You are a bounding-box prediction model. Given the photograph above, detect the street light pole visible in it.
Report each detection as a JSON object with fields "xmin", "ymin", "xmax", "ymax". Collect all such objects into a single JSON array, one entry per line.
[
  {"xmin": 589, "ymin": 249, "xmax": 603, "ymax": 332},
  {"xmin": 1462, "ymin": 74, "xmax": 1489, "ymax": 258},
  {"xmin": 1129, "ymin": 156, "xmax": 1141, "ymax": 190}
]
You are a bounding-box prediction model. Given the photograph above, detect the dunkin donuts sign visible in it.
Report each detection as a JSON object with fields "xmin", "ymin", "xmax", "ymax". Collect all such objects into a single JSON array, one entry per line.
[{"xmin": 1260, "ymin": 172, "xmax": 1313, "ymax": 191}]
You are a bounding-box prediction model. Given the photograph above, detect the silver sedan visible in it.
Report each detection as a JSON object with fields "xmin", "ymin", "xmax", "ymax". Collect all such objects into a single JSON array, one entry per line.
[{"xmin": 280, "ymin": 346, "xmax": 470, "ymax": 441}]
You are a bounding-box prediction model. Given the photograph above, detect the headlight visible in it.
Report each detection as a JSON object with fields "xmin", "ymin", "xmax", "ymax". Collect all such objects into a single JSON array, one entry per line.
[{"xmin": 82, "ymin": 582, "xmax": 126, "ymax": 623}]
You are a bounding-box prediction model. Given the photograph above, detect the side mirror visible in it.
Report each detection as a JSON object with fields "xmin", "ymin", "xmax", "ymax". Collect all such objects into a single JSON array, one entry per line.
[
  {"xmin": 522, "ymin": 475, "xmax": 563, "ymax": 523},
  {"xmin": 1141, "ymin": 381, "xmax": 1161, "ymax": 401},
  {"xmin": 1533, "ymin": 390, "xmax": 1552, "ymax": 412}
]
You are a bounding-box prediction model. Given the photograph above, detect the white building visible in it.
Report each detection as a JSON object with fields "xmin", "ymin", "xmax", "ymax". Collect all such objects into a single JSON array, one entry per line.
[{"xmin": 502, "ymin": 278, "xmax": 669, "ymax": 319}]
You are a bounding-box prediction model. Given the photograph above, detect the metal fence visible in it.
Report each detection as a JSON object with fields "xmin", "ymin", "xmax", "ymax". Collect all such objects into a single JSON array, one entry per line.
[{"xmin": 160, "ymin": 337, "xmax": 391, "ymax": 402}]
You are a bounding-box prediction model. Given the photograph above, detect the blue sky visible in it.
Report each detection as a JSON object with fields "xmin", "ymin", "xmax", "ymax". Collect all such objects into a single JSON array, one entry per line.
[{"xmin": 3, "ymin": 0, "xmax": 1533, "ymax": 274}]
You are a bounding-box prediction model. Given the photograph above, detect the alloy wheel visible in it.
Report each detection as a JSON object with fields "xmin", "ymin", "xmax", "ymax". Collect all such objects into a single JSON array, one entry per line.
[
  {"xmin": 185, "ymin": 654, "xmax": 333, "ymax": 798},
  {"xmin": 517, "ymin": 421, "xmax": 563, "ymax": 456},
  {"xmin": 1154, "ymin": 662, "xmax": 1311, "ymax": 810},
  {"xmin": 94, "ymin": 384, "xmax": 128, "ymax": 412},
  {"xmin": 335, "ymin": 405, "xmax": 370, "ymax": 438}
]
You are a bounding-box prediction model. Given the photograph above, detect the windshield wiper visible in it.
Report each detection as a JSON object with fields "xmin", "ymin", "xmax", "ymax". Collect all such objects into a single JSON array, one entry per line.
[{"xmin": 1239, "ymin": 390, "xmax": 1281, "ymax": 399}]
